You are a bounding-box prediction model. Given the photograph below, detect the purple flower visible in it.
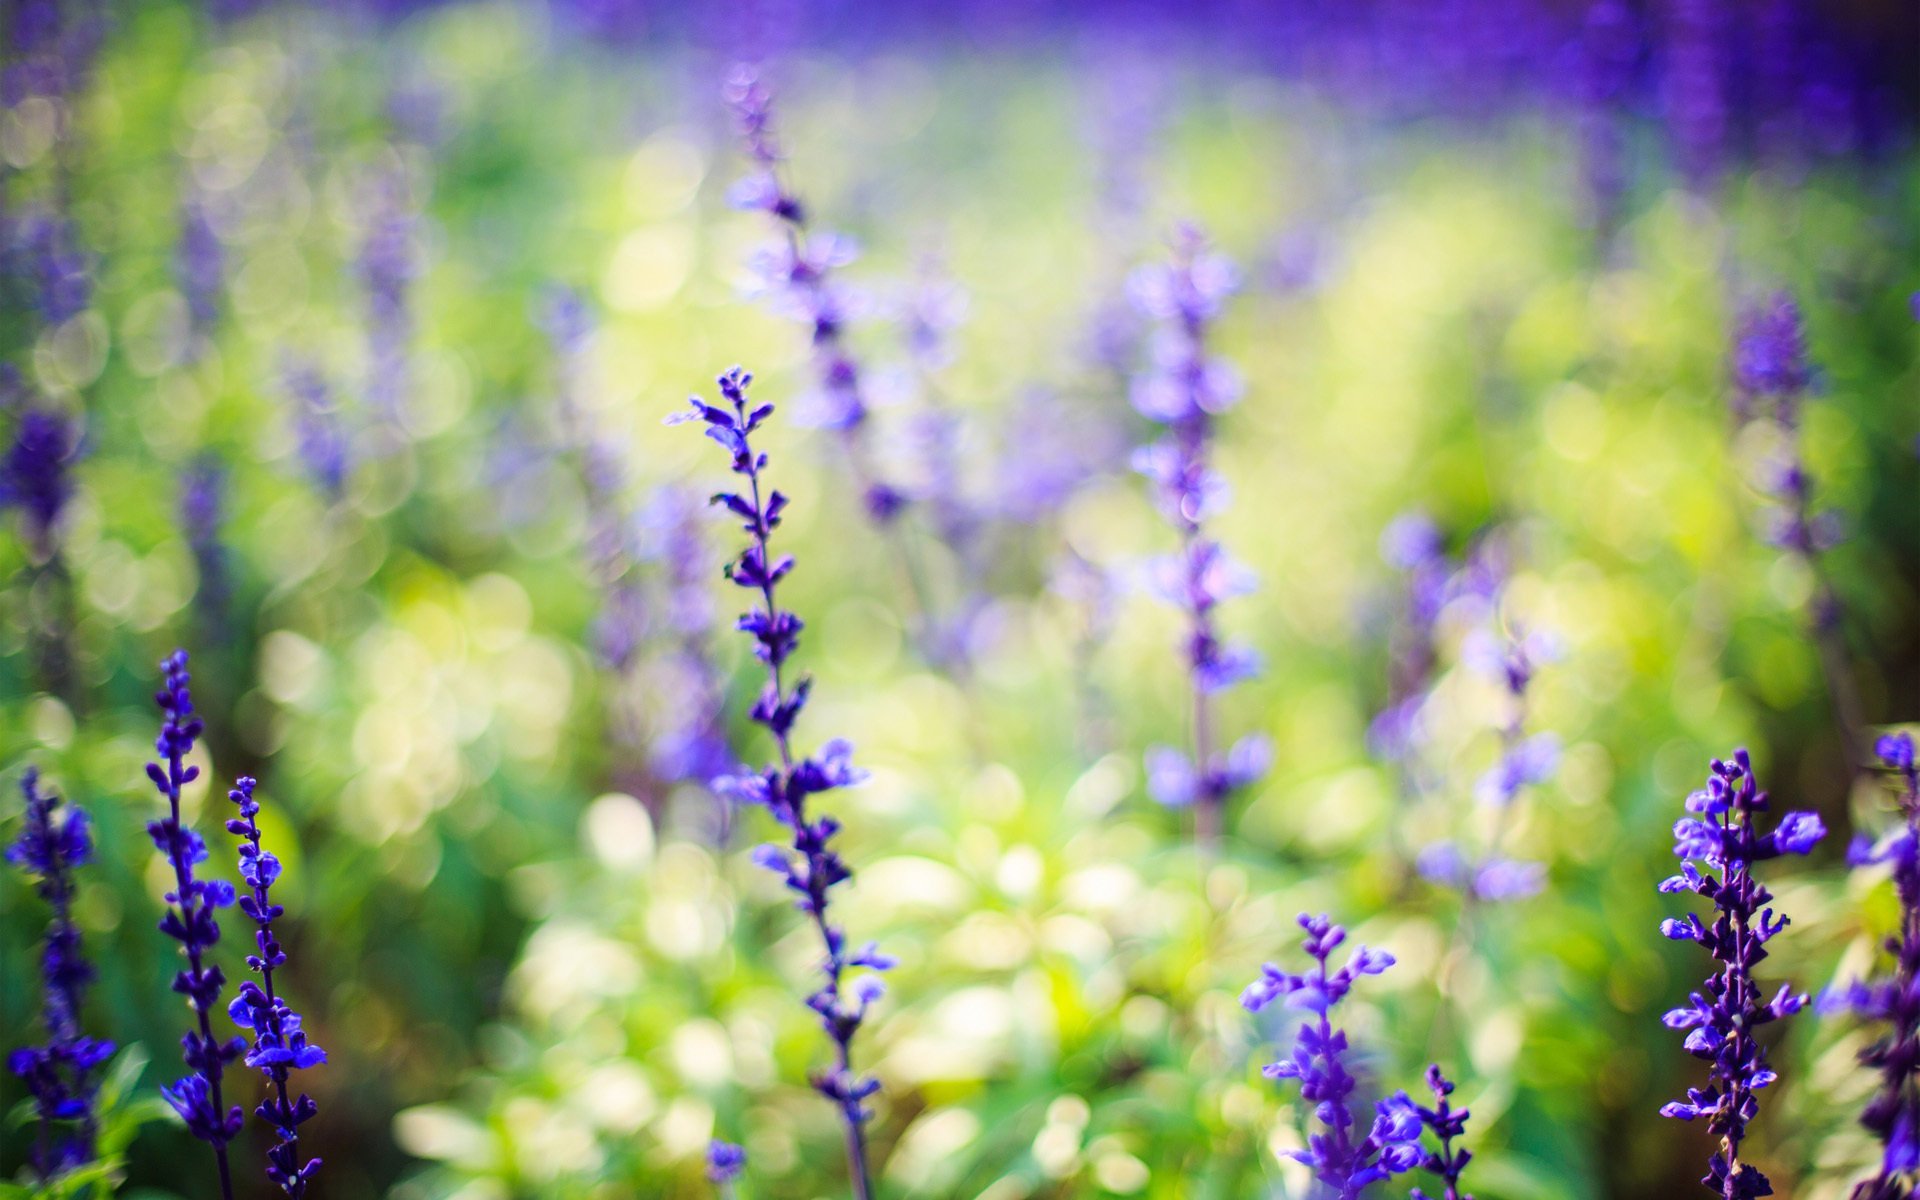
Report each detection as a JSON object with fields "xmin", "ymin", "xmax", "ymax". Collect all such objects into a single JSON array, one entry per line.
[
  {"xmin": 179, "ymin": 455, "xmax": 230, "ymax": 623},
  {"xmin": 357, "ymin": 170, "xmax": 418, "ymax": 431},
  {"xmin": 707, "ymin": 1139, "xmax": 746, "ymax": 1186},
  {"xmin": 1130, "ymin": 225, "xmax": 1265, "ymax": 842},
  {"xmin": 176, "ymin": 201, "xmax": 224, "ymax": 339},
  {"xmin": 2, "ymin": 404, "xmax": 79, "ymax": 559},
  {"xmin": 279, "ymin": 355, "xmax": 350, "ymax": 500},
  {"xmin": 1407, "ymin": 1064, "xmax": 1474, "ymax": 1200},
  {"xmin": 224, "ymin": 777, "xmax": 323, "ymax": 1196},
  {"xmin": 8, "ymin": 208, "xmax": 92, "ymax": 324},
  {"xmin": 1730, "ymin": 293, "xmax": 1812, "ymax": 417},
  {"xmin": 723, "ymin": 65, "xmax": 906, "ymax": 531},
  {"xmin": 1244, "ymin": 914, "xmax": 1421, "ymax": 1197},
  {"xmin": 1824, "ymin": 732, "xmax": 1920, "ymax": 1194},
  {"xmin": 144, "ymin": 651, "xmax": 244, "ymax": 1197},
  {"xmin": 7, "ymin": 766, "xmax": 115, "ymax": 1181},
  {"xmin": 1725, "ymin": 292, "xmax": 1865, "ymax": 761},
  {"xmin": 1657, "ymin": 748, "xmax": 1823, "ymax": 1198},
  {"xmin": 671, "ymin": 367, "xmax": 886, "ymax": 1199}
]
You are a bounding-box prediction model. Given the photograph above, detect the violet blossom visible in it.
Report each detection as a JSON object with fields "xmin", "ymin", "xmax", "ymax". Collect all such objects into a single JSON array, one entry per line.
[
  {"xmin": 1822, "ymin": 732, "xmax": 1920, "ymax": 1196},
  {"xmin": 225, "ymin": 777, "xmax": 324, "ymax": 1196},
  {"xmin": 1408, "ymin": 1064, "xmax": 1474, "ymax": 1200},
  {"xmin": 723, "ymin": 64, "xmax": 907, "ymax": 527},
  {"xmin": 1130, "ymin": 225, "xmax": 1267, "ymax": 843},
  {"xmin": 671, "ymin": 367, "xmax": 891, "ymax": 1199},
  {"xmin": 1243, "ymin": 913, "xmax": 1423, "ymax": 1196},
  {"xmin": 7, "ymin": 766, "xmax": 115, "ymax": 1181},
  {"xmin": 145, "ymin": 650, "xmax": 244, "ymax": 1199},
  {"xmin": 1658, "ymin": 748, "xmax": 1825, "ymax": 1198}
]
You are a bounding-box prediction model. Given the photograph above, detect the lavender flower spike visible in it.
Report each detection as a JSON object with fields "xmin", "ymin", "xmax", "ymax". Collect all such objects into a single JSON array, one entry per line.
[
  {"xmin": 1243, "ymin": 914, "xmax": 1422, "ymax": 1197},
  {"xmin": 1824, "ymin": 732, "xmax": 1920, "ymax": 1197},
  {"xmin": 1728, "ymin": 293, "xmax": 1867, "ymax": 773},
  {"xmin": 1658, "ymin": 748, "xmax": 1824, "ymax": 1198},
  {"xmin": 1408, "ymin": 1064, "xmax": 1474, "ymax": 1200},
  {"xmin": 1131, "ymin": 225, "xmax": 1267, "ymax": 844},
  {"xmin": 7, "ymin": 766, "xmax": 115, "ymax": 1181},
  {"xmin": 226, "ymin": 776, "xmax": 324, "ymax": 1196},
  {"xmin": 145, "ymin": 650, "xmax": 244, "ymax": 1200},
  {"xmin": 722, "ymin": 65, "xmax": 906, "ymax": 526},
  {"xmin": 671, "ymin": 368, "xmax": 891, "ymax": 1199}
]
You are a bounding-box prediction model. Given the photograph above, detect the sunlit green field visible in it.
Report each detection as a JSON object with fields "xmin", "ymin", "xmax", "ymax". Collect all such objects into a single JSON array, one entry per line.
[{"xmin": 3, "ymin": 4, "xmax": 1918, "ymax": 1199}]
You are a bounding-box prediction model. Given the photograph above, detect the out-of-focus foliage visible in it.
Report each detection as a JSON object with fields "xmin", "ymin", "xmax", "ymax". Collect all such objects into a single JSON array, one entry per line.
[{"xmin": 2, "ymin": 3, "xmax": 1918, "ymax": 1199}]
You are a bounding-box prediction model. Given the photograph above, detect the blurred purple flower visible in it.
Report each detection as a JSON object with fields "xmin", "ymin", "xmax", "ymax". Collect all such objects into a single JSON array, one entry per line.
[
  {"xmin": 1, "ymin": 404, "xmax": 78, "ymax": 559},
  {"xmin": 179, "ymin": 456, "xmax": 230, "ymax": 623},
  {"xmin": 7, "ymin": 766, "xmax": 114, "ymax": 1182},
  {"xmin": 1823, "ymin": 732, "xmax": 1920, "ymax": 1194},
  {"xmin": 1244, "ymin": 914, "xmax": 1423, "ymax": 1195},
  {"xmin": 1130, "ymin": 225, "xmax": 1264, "ymax": 841},
  {"xmin": 724, "ymin": 65, "xmax": 905, "ymax": 529},
  {"xmin": 279, "ymin": 356, "xmax": 350, "ymax": 501}
]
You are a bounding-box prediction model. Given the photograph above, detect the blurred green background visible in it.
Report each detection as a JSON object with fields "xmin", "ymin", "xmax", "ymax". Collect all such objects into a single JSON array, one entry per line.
[{"xmin": 3, "ymin": 2, "xmax": 1919, "ymax": 1197}]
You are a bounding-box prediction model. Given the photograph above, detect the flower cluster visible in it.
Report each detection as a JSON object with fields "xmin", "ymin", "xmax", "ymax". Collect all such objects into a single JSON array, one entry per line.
[
  {"xmin": 723, "ymin": 64, "xmax": 905, "ymax": 524},
  {"xmin": 176, "ymin": 200, "xmax": 224, "ymax": 342},
  {"xmin": 144, "ymin": 650, "xmax": 245, "ymax": 1196},
  {"xmin": 1824, "ymin": 732, "xmax": 1920, "ymax": 1196},
  {"xmin": 281, "ymin": 354, "xmax": 350, "ymax": 500},
  {"xmin": 7, "ymin": 766, "xmax": 115, "ymax": 1180},
  {"xmin": 1408, "ymin": 1064, "xmax": 1474, "ymax": 1200},
  {"xmin": 1725, "ymin": 293, "xmax": 1866, "ymax": 768},
  {"xmin": 672, "ymin": 367, "xmax": 890, "ymax": 1198},
  {"xmin": 1658, "ymin": 748, "xmax": 1825, "ymax": 1198},
  {"xmin": 2, "ymin": 401, "xmax": 79, "ymax": 560},
  {"xmin": 1130, "ymin": 225, "xmax": 1268, "ymax": 841},
  {"xmin": 707, "ymin": 1139, "xmax": 746, "ymax": 1188},
  {"xmin": 1243, "ymin": 914, "xmax": 1423, "ymax": 1196},
  {"xmin": 180, "ymin": 455, "xmax": 230, "ymax": 623},
  {"xmin": 226, "ymin": 777, "xmax": 325, "ymax": 1196},
  {"xmin": 358, "ymin": 170, "xmax": 419, "ymax": 432}
]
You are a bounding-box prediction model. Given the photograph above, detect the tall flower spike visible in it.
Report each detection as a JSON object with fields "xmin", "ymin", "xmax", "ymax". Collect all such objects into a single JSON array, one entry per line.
[
  {"xmin": 1658, "ymin": 748, "xmax": 1824, "ymax": 1198},
  {"xmin": 7, "ymin": 767, "xmax": 115, "ymax": 1181},
  {"xmin": 1823, "ymin": 732, "xmax": 1920, "ymax": 1198},
  {"xmin": 225, "ymin": 777, "xmax": 324, "ymax": 1196},
  {"xmin": 722, "ymin": 65, "xmax": 908, "ymax": 528},
  {"xmin": 1130, "ymin": 225, "xmax": 1268, "ymax": 843},
  {"xmin": 1727, "ymin": 292, "xmax": 1867, "ymax": 773},
  {"xmin": 1419, "ymin": 619, "xmax": 1557, "ymax": 903},
  {"xmin": 358, "ymin": 168, "xmax": 418, "ymax": 436},
  {"xmin": 179, "ymin": 455, "xmax": 230, "ymax": 626},
  {"xmin": 280, "ymin": 354, "xmax": 350, "ymax": 501},
  {"xmin": 2, "ymin": 402, "xmax": 79, "ymax": 562},
  {"xmin": 671, "ymin": 368, "xmax": 890, "ymax": 1199},
  {"xmin": 145, "ymin": 650, "xmax": 244, "ymax": 1199},
  {"xmin": 1243, "ymin": 914, "xmax": 1422, "ymax": 1197},
  {"xmin": 1408, "ymin": 1064, "xmax": 1475, "ymax": 1200}
]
